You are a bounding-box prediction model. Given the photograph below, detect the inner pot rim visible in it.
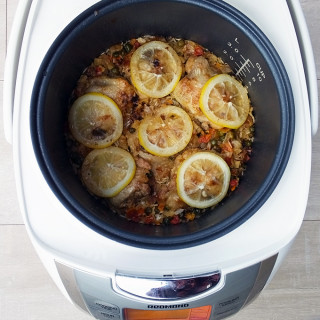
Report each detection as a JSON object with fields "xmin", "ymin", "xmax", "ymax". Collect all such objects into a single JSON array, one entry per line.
[{"xmin": 30, "ymin": 0, "xmax": 295, "ymax": 249}]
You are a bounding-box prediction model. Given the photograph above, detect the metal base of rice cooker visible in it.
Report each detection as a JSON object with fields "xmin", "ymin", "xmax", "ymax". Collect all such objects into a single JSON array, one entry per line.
[{"xmin": 3, "ymin": 0, "xmax": 318, "ymax": 319}]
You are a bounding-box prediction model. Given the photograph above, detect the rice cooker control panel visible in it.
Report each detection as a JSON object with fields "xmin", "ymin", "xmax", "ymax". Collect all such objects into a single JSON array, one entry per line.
[{"xmin": 55, "ymin": 255, "xmax": 277, "ymax": 320}]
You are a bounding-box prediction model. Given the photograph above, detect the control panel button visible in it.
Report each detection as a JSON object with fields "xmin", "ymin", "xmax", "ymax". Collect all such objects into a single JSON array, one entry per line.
[
  {"xmin": 93, "ymin": 300, "xmax": 120, "ymax": 314},
  {"xmin": 88, "ymin": 300, "xmax": 120, "ymax": 320}
]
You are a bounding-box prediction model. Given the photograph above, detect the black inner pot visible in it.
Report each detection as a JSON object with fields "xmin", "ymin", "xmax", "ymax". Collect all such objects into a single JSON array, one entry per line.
[{"xmin": 30, "ymin": 0, "xmax": 294, "ymax": 249}]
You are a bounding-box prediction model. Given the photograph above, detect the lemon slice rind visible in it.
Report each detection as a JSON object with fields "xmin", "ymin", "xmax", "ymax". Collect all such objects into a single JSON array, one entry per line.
[
  {"xmin": 176, "ymin": 152, "xmax": 231, "ymax": 208},
  {"xmin": 69, "ymin": 92, "xmax": 123, "ymax": 149},
  {"xmin": 138, "ymin": 105, "xmax": 193, "ymax": 157},
  {"xmin": 81, "ymin": 147, "xmax": 136, "ymax": 198},
  {"xmin": 130, "ymin": 41, "xmax": 182, "ymax": 98},
  {"xmin": 199, "ymin": 74, "xmax": 250, "ymax": 129}
]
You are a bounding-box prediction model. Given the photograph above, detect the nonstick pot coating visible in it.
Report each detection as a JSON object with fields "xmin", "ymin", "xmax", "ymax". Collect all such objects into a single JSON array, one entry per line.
[{"xmin": 31, "ymin": 0, "xmax": 294, "ymax": 249}]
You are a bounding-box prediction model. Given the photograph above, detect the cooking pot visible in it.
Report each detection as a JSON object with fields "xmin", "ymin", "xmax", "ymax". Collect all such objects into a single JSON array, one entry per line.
[{"xmin": 30, "ymin": 0, "xmax": 294, "ymax": 249}]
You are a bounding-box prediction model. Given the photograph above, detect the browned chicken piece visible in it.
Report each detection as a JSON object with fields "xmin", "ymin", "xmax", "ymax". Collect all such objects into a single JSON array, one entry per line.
[
  {"xmin": 137, "ymin": 151, "xmax": 174, "ymax": 208},
  {"xmin": 112, "ymin": 133, "xmax": 129, "ymax": 151},
  {"xmin": 85, "ymin": 76, "xmax": 135, "ymax": 107},
  {"xmin": 138, "ymin": 151, "xmax": 172, "ymax": 185},
  {"xmin": 111, "ymin": 148, "xmax": 190, "ymax": 217},
  {"xmin": 184, "ymin": 55, "xmax": 214, "ymax": 77},
  {"xmin": 125, "ymin": 120, "xmax": 141, "ymax": 157},
  {"xmin": 109, "ymin": 159, "xmax": 151, "ymax": 208},
  {"xmin": 136, "ymin": 151, "xmax": 190, "ymax": 216},
  {"xmin": 163, "ymin": 149, "xmax": 200, "ymax": 213},
  {"xmin": 172, "ymin": 56, "xmax": 222, "ymax": 130},
  {"xmin": 84, "ymin": 76, "xmax": 136, "ymax": 129},
  {"xmin": 205, "ymin": 52, "xmax": 233, "ymax": 75}
]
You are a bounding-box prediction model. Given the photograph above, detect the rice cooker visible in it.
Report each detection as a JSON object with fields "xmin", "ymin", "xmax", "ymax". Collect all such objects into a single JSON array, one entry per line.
[{"xmin": 3, "ymin": 0, "xmax": 318, "ymax": 319}]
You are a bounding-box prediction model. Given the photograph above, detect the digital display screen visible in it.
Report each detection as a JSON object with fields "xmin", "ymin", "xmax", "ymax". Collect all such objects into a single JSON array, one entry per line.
[{"xmin": 124, "ymin": 306, "xmax": 212, "ymax": 320}]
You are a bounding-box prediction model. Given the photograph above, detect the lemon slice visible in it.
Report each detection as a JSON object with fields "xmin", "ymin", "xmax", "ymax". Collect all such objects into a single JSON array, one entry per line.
[
  {"xmin": 81, "ymin": 147, "xmax": 136, "ymax": 198},
  {"xmin": 199, "ymin": 74, "xmax": 250, "ymax": 129},
  {"xmin": 138, "ymin": 105, "xmax": 193, "ymax": 157},
  {"xmin": 176, "ymin": 152, "xmax": 231, "ymax": 208},
  {"xmin": 130, "ymin": 41, "xmax": 182, "ymax": 98},
  {"xmin": 69, "ymin": 92, "xmax": 123, "ymax": 148}
]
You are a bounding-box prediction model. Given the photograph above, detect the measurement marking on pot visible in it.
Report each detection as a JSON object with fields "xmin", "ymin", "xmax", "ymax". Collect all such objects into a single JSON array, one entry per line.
[
  {"xmin": 223, "ymin": 38, "xmax": 266, "ymax": 86},
  {"xmin": 235, "ymin": 55, "xmax": 255, "ymax": 80}
]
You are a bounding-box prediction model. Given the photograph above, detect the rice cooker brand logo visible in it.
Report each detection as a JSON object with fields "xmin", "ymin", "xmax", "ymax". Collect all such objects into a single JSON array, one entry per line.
[{"xmin": 148, "ymin": 304, "xmax": 189, "ymax": 309}]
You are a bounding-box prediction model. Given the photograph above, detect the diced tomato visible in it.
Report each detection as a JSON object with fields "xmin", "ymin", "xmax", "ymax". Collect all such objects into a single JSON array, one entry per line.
[
  {"xmin": 194, "ymin": 46, "xmax": 204, "ymax": 56},
  {"xmin": 144, "ymin": 215, "xmax": 155, "ymax": 225},
  {"xmin": 230, "ymin": 179, "xmax": 239, "ymax": 191},
  {"xmin": 170, "ymin": 215, "xmax": 181, "ymax": 225},
  {"xmin": 158, "ymin": 202, "xmax": 166, "ymax": 212},
  {"xmin": 244, "ymin": 152, "xmax": 251, "ymax": 163},
  {"xmin": 95, "ymin": 65, "xmax": 105, "ymax": 76},
  {"xmin": 224, "ymin": 157, "xmax": 232, "ymax": 166},
  {"xmin": 198, "ymin": 128, "xmax": 216, "ymax": 144},
  {"xmin": 133, "ymin": 40, "xmax": 141, "ymax": 49},
  {"xmin": 126, "ymin": 208, "xmax": 144, "ymax": 222},
  {"xmin": 221, "ymin": 140, "xmax": 233, "ymax": 153}
]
